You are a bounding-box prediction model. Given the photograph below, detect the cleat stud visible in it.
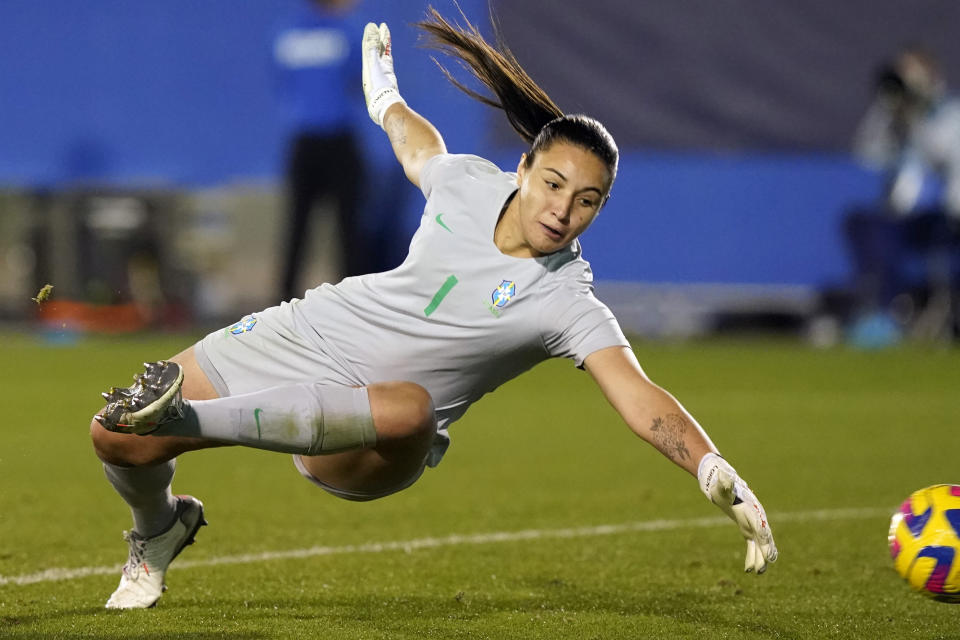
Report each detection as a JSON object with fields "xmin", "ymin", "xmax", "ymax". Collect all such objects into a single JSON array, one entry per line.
[{"xmin": 101, "ymin": 392, "xmax": 112, "ymax": 400}]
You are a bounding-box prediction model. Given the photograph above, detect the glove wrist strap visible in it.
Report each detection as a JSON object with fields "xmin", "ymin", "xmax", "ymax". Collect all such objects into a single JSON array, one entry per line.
[
  {"xmin": 696, "ymin": 452, "xmax": 725, "ymax": 500},
  {"xmin": 370, "ymin": 88, "xmax": 406, "ymax": 129}
]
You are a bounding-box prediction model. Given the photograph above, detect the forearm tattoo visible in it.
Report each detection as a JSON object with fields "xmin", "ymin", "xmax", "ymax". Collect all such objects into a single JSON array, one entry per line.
[
  {"xmin": 386, "ymin": 114, "xmax": 408, "ymax": 146},
  {"xmin": 650, "ymin": 414, "xmax": 691, "ymax": 462}
]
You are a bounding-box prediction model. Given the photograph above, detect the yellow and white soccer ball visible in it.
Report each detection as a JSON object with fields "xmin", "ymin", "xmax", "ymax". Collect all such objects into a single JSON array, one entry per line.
[{"xmin": 888, "ymin": 484, "xmax": 960, "ymax": 603}]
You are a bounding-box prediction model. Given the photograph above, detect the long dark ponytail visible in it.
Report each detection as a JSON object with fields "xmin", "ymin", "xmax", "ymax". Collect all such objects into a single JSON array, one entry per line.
[{"xmin": 416, "ymin": 6, "xmax": 618, "ymax": 184}]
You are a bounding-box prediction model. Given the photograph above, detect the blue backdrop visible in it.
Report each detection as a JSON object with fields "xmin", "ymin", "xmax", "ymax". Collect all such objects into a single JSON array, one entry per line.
[
  {"xmin": 0, "ymin": 0, "xmax": 888, "ymax": 289},
  {"xmin": 573, "ymin": 151, "xmax": 880, "ymax": 286},
  {"xmin": 0, "ymin": 0, "xmax": 489, "ymax": 186}
]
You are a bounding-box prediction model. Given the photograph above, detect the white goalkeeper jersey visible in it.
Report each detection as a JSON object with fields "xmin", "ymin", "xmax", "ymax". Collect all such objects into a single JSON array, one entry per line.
[{"xmin": 289, "ymin": 153, "xmax": 628, "ymax": 461}]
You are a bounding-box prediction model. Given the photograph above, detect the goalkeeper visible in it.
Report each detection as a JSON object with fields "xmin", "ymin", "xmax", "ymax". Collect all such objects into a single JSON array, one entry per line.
[{"xmin": 90, "ymin": 7, "xmax": 778, "ymax": 610}]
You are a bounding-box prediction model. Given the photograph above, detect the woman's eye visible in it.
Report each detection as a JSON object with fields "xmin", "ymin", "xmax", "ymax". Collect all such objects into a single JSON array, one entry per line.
[
  {"xmin": 545, "ymin": 181, "xmax": 559, "ymax": 190},
  {"xmin": 579, "ymin": 198, "xmax": 595, "ymax": 208}
]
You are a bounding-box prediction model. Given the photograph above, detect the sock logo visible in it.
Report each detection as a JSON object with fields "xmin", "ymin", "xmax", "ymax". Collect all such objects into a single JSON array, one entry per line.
[{"xmin": 253, "ymin": 408, "xmax": 263, "ymax": 439}]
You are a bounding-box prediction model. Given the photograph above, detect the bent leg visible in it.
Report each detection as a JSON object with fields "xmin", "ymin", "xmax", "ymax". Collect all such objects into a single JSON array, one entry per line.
[
  {"xmin": 296, "ymin": 381, "xmax": 437, "ymax": 499},
  {"xmin": 161, "ymin": 378, "xmax": 435, "ymax": 499},
  {"xmin": 143, "ymin": 376, "xmax": 434, "ymax": 493},
  {"xmin": 91, "ymin": 345, "xmax": 225, "ymax": 551},
  {"xmin": 90, "ymin": 346, "xmax": 229, "ymax": 467},
  {"xmin": 94, "ymin": 351, "xmax": 437, "ymax": 500}
]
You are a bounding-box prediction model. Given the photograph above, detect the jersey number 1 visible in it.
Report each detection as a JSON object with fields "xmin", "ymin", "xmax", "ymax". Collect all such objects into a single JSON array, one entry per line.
[{"xmin": 424, "ymin": 275, "xmax": 458, "ymax": 317}]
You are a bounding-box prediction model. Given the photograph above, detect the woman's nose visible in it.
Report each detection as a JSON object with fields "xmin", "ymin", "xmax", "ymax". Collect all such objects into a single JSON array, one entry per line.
[{"xmin": 552, "ymin": 197, "xmax": 573, "ymax": 221}]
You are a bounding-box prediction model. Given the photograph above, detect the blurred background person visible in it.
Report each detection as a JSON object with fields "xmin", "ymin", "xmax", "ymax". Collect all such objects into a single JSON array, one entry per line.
[
  {"xmin": 271, "ymin": 0, "xmax": 368, "ymax": 300},
  {"xmin": 845, "ymin": 47, "xmax": 960, "ymax": 344},
  {"xmin": 4, "ymin": 2, "xmax": 960, "ymax": 341}
]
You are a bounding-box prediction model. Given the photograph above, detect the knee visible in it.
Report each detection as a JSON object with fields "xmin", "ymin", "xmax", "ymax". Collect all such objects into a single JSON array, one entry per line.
[
  {"xmin": 89, "ymin": 417, "xmax": 164, "ymax": 467},
  {"xmin": 368, "ymin": 381, "xmax": 436, "ymax": 445},
  {"xmin": 400, "ymin": 382, "xmax": 436, "ymax": 437}
]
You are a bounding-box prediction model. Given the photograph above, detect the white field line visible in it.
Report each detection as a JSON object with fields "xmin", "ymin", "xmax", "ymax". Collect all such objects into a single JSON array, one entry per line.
[{"xmin": 0, "ymin": 506, "xmax": 890, "ymax": 587}]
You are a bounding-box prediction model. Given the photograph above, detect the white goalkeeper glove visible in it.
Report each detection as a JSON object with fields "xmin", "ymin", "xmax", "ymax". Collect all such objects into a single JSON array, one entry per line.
[
  {"xmin": 361, "ymin": 22, "xmax": 406, "ymax": 128},
  {"xmin": 698, "ymin": 452, "xmax": 778, "ymax": 574}
]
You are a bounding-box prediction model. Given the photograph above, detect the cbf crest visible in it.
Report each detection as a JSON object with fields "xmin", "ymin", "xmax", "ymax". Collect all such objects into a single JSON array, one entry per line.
[
  {"xmin": 228, "ymin": 314, "xmax": 258, "ymax": 335},
  {"xmin": 491, "ymin": 280, "xmax": 517, "ymax": 308}
]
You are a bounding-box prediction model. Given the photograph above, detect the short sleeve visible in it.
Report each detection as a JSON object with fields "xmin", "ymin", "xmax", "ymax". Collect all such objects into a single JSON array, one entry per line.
[
  {"xmin": 419, "ymin": 153, "xmax": 505, "ymax": 200},
  {"xmin": 541, "ymin": 275, "xmax": 629, "ymax": 368}
]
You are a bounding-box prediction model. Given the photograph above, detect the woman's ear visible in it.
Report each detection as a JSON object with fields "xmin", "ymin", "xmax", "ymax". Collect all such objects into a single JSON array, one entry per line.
[{"xmin": 515, "ymin": 153, "xmax": 527, "ymax": 186}]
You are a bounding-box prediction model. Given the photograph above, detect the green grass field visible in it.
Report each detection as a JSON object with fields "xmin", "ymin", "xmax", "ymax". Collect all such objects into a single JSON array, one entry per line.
[{"xmin": 1, "ymin": 331, "xmax": 958, "ymax": 639}]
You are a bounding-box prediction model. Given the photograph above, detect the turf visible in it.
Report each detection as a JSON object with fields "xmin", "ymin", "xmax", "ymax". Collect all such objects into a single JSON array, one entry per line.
[{"xmin": 1, "ymin": 331, "xmax": 958, "ymax": 639}]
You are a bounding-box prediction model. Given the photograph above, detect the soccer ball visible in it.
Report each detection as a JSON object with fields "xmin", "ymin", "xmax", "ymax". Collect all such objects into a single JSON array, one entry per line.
[{"xmin": 888, "ymin": 484, "xmax": 960, "ymax": 603}]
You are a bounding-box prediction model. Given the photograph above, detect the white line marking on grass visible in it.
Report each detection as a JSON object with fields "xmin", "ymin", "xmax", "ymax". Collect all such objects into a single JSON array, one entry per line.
[{"xmin": 0, "ymin": 506, "xmax": 890, "ymax": 587}]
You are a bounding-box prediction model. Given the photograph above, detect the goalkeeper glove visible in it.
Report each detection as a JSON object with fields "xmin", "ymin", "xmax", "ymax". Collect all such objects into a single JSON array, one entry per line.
[
  {"xmin": 361, "ymin": 22, "xmax": 406, "ymax": 128},
  {"xmin": 697, "ymin": 452, "xmax": 778, "ymax": 573}
]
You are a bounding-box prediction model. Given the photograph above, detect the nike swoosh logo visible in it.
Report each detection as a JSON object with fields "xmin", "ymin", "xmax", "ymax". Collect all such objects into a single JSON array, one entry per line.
[
  {"xmin": 435, "ymin": 213, "xmax": 453, "ymax": 233},
  {"xmin": 253, "ymin": 408, "xmax": 263, "ymax": 439}
]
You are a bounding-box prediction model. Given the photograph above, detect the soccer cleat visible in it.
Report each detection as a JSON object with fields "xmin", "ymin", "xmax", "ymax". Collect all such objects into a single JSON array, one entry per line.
[
  {"xmin": 105, "ymin": 495, "xmax": 207, "ymax": 609},
  {"xmin": 95, "ymin": 361, "xmax": 185, "ymax": 435}
]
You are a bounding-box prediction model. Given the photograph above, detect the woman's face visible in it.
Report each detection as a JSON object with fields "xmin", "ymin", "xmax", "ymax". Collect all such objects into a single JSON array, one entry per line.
[{"xmin": 511, "ymin": 142, "xmax": 611, "ymax": 257}]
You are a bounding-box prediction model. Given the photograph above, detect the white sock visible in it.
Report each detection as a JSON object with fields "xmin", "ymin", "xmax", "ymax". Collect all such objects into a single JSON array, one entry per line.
[
  {"xmin": 157, "ymin": 383, "xmax": 377, "ymax": 455},
  {"xmin": 103, "ymin": 460, "xmax": 178, "ymax": 538}
]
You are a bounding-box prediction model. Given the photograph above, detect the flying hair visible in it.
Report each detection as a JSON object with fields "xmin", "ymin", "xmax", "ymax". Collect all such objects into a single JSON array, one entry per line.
[
  {"xmin": 416, "ymin": 5, "xmax": 619, "ymax": 191},
  {"xmin": 415, "ymin": 5, "xmax": 563, "ymax": 145}
]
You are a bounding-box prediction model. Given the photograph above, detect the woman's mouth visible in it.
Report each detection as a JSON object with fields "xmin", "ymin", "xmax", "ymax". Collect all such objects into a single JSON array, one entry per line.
[{"xmin": 540, "ymin": 222, "xmax": 564, "ymax": 241}]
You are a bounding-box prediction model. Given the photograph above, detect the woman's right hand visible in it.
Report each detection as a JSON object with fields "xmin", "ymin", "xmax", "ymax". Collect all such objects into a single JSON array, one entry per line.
[{"xmin": 361, "ymin": 22, "xmax": 406, "ymax": 128}]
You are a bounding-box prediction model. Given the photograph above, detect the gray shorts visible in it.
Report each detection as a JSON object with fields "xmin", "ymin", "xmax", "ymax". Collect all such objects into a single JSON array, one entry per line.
[
  {"xmin": 194, "ymin": 305, "xmax": 363, "ymax": 398},
  {"xmin": 193, "ymin": 306, "xmax": 435, "ymax": 498}
]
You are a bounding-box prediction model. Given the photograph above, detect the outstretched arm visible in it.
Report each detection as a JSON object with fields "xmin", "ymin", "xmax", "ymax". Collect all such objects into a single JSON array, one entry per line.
[
  {"xmin": 361, "ymin": 22, "xmax": 446, "ymax": 187},
  {"xmin": 584, "ymin": 346, "xmax": 714, "ymax": 474},
  {"xmin": 382, "ymin": 104, "xmax": 446, "ymax": 188},
  {"xmin": 584, "ymin": 345, "xmax": 778, "ymax": 574}
]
